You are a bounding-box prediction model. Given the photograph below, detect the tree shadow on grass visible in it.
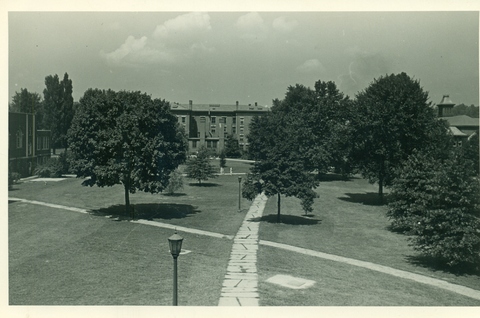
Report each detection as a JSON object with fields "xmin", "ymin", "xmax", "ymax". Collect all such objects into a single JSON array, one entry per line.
[
  {"xmin": 91, "ymin": 203, "xmax": 200, "ymax": 221},
  {"xmin": 317, "ymin": 173, "xmax": 358, "ymax": 182},
  {"xmin": 249, "ymin": 214, "xmax": 321, "ymax": 225},
  {"xmin": 162, "ymin": 193, "xmax": 187, "ymax": 197},
  {"xmin": 188, "ymin": 182, "xmax": 221, "ymax": 187},
  {"xmin": 405, "ymin": 255, "xmax": 480, "ymax": 276},
  {"xmin": 338, "ymin": 192, "xmax": 389, "ymax": 206}
]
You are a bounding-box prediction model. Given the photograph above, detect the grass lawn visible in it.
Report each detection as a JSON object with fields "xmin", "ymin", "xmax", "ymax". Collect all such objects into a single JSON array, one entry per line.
[
  {"xmin": 9, "ymin": 202, "xmax": 231, "ymax": 305},
  {"xmin": 257, "ymin": 174, "xmax": 480, "ymax": 302}
]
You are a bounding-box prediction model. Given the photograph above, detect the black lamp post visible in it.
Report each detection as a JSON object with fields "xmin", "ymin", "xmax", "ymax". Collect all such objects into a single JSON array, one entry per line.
[
  {"xmin": 168, "ymin": 231, "xmax": 184, "ymax": 306},
  {"xmin": 238, "ymin": 176, "xmax": 242, "ymax": 212}
]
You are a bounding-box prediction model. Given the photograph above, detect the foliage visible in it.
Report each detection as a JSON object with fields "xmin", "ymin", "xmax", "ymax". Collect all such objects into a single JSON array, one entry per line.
[
  {"xmin": 43, "ymin": 73, "xmax": 75, "ymax": 150},
  {"xmin": 68, "ymin": 89, "xmax": 187, "ymax": 217},
  {"xmin": 8, "ymin": 171, "xmax": 22, "ymax": 188},
  {"xmin": 185, "ymin": 146, "xmax": 217, "ymax": 184},
  {"xmin": 450, "ymin": 104, "xmax": 479, "ymax": 118},
  {"xmin": 10, "ymin": 88, "xmax": 44, "ymax": 122},
  {"xmin": 219, "ymin": 149, "xmax": 227, "ymax": 168},
  {"xmin": 351, "ymin": 72, "xmax": 447, "ymax": 200},
  {"xmin": 388, "ymin": 149, "xmax": 480, "ymax": 267},
  {"xmin": 225, "ymin": 134, "xmax": 242, "ymax": 158},
  {"xmin": 164, "ymin": 169, "xmax": 184, "ymax": 195},
  {"xmin": 462, "ymin": 133, "xmax": 479, "ymax": 175},
  {"xmin": 245, "ymin": 96, "xmax": 319, "ymax": 221},
  {"xmin": 34, "ymin": 157, "xmax": 64, "ymax": 178}
]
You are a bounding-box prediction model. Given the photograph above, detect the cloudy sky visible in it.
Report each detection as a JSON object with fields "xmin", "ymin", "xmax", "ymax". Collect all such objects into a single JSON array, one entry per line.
[{"xmin": 7, "ymin": 9, "xmax": 479, "ymax": 107}]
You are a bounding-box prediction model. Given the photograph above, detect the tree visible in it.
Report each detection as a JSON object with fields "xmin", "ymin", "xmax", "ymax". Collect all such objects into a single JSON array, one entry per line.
[
  {"xmin": 462, "ymin": 133, "xmax": 479, "ymax": 175},
  {"xmin": 388, "ymin": 149, "xmax": 480, "ymax": 267},
  {"xmin": 450, "ymin": 104, "xmax": 479, "ymax": 118},
  {"xmin": 219, "ymin": 149, "xmax": 227, "ymax": 168},
  {"xmin": 225, "ymin": 133, "xmax": 242, "ymax": 158},
  {"xmin": 185, "ymin": 146, "xmax": 217, "ymax": 184},
  {"xmin": 68, "ymin": 89, "xmax": 187, "ymax": 218},
  {"xmin": 10, "ymin": 88, "xmax": 43, "ymax": 118},
  {"xmin": 165, "ymin": 169, "xmax": 184, "ymax": 195},
  {"xmin": 43, "ymin": 73, "xmax": 75, "ymax": 152},
  {"xmin": 351, "ymin": 72, "xmax": 444, "ymax": 201},
  {"xmin": 245, "ymin": 97, "xmax": 319, "ymax": 222}
]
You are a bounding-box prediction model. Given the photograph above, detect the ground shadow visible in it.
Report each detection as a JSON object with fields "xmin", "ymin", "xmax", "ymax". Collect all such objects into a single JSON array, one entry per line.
[
  {"xmin": 188, "ymin": 182, "xmax": 221, "ymax": 187},
  {"xmin": 338, "ymin": 192, "xmax": 389, "ymax": 206},
  {"xmin": 317, "ymin": 173, "xmax": 358, "ymax": 182},
  {"xmin": 249, "ymin": 214, "xmax": 321, "ymax": 225},
  {"xmin": 405, "ymin": 255, "xmax": 480, "ymax": 276},
  {"xmin": 91, "ymin": 203, "xmax": 201, "ymax": 221},
  {"xmin": 8, "ymin": 200, "xmax": 19, "ymax": 204},
  {"xmin": 162, "ymin": 193, "xmax": 187, "ymax": 197}
]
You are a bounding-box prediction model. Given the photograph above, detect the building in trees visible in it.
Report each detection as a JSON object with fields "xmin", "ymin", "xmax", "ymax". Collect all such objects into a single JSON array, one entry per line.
[
  {"xmin": 9, "ymin": 112, "xmax": 51, "ymax": 177},
  {"xmin": 169, "ymin": 100, "xmax": 268, "ymax": 154},
  {"xmin": 436, "ymin": 95, "xmax": 479, "ymax": 148}
]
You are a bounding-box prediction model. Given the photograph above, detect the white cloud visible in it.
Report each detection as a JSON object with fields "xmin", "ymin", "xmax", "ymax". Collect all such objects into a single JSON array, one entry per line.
[
  {"xmin": 101, "ymin": 35, "xmax": 174, "ymax": 66},
  {"xmin": 272, "ymin": 16, "xmax": 298, "ymax": 32},
  {"xmin": 235, "ymin": 12, "xmax": 268, "ymax": 42},
  {"xmin": 153, "ymin": 12, "xmax": 211, "ymax": 45},
  {"xmin": 296, "ymin": 59, "xmax": 326, "ymax": 74}
]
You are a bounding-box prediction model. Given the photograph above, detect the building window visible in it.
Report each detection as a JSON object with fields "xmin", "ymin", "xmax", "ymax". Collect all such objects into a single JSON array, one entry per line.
[
  {"xmin": 16, "ymin": 129, "xmax": 23, "ymax": 149},
  {"xmin": 222, "ymin": 117, "xmax": 227, "ymax": 124},
  {"xmin": 181, "ymin": 116, "xmax": 186, "ymax": 123},
  {"xmin": 211, "ymin": 126, "xmax": 216, "ymax": 134},
  {"xmin": 206, "ymin": 140, "xmax": 218, "ymax": 149},
  {"xmin": 43, "ymin": 136, "xmax": 49, "ymax": 150},
  {"xmin": 239, "ymin": 134, "xmax": 244, "ymax": 142},
  {"xmin": 192, "ymin": 140, "xmax": 197, "ymax": 148},
  {"xmin": 240, "ymin": 117, "xmax": 244, "ymax": 125},
  {"xmin": 200, "ymin": 116, "xmax": 206, "ymax": 123},
  {"xmin": 240, "ymin": 127, "xmax": 244, "ymax": 134},
  {"xmin": 37, "ymin": 137, "xmax": 41, "ymax": 150},
  {"xmin": 232, "ymin": 127, "xmax": 236, "ymax": 134},
  {"xmin": 233, "ymin": 117, "xmax": 236, "ymax": 124},
  {"xmin": 211, "ymin": 116, "xmax": 216, "ymax": 124}
]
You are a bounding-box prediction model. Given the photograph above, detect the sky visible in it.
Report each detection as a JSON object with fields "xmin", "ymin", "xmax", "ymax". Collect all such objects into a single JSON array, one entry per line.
[{"xmin": 7, "ymin": 9, "xmax": 479, "ymax": 107}]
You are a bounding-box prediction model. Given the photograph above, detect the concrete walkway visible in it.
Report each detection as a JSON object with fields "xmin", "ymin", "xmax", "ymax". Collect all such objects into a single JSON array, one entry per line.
[
  {"xmin": 9, "ymin": 196, "xmax": 480, "ymax": 302},
  {"xmin": 218, "ymin": 193, "xmax": 267, "ymax": 306}
]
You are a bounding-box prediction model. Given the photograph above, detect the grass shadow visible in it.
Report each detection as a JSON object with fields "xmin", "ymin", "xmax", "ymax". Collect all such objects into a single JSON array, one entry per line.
[
  {"xmin": 91, "ymin": 203, "xmax": 201, "ymax": 221},
  {"xmin": 317, "ymin": 173, "xmax": 358, "ymax": 182},
  {"xmin": 405, "ymin": 255, "xmax": 480, "ymax": 276},
  {"xmin": 162, "ymin": 193, "xmax": 187, "ymax": 197},
  {"xmin": 188, "ymin": 182, "xmax": 221, "ymax": 187},
  {"xmin": 338, "ymin": 192, "xmax": 389, "ymax": 206},
  {"xmin": 249, "ymin": 214, "xmax": 321, "ymax": 225}
]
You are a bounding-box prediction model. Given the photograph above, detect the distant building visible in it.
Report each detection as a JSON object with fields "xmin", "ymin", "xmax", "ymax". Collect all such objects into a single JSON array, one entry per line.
[
  {"xmin": 169, "ymin": 100, "xmax": 269, "ymax": 154},
  {"xmin": 9, "ymin": 112, "xmax": 51, "ymax": 177},
  {"xmin": 436, "ymin": 95, "xmax": 479, "ymax": 148}
]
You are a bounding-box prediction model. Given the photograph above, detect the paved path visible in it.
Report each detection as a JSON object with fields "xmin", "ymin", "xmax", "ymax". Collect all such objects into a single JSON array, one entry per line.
[
  {"xmin": 9, "ymin": 196, "xmax": 480, "ymax": 302},
  {"xmin": 218, "ymin": 193, "xmax": 267, "ymax": 306}
]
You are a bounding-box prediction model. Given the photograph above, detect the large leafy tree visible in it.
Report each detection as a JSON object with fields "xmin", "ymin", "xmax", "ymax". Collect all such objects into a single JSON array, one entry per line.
[
  {"xmin": 185, "ymin": 146, "xmax": 217, "ymax": 184},
  {"xmin": 388, "ymin": 148, "xmax": 480, "ymax": 268},
  {"xmin": 68, "ymin": 89, "xmax": 187, "ymax": 218},
  {"xmin": 43, "ymin": 73, "xmax": 75, "ymax": 152},
  {"xmin": 351, "ymin": 72, "xmax": 445, "ymax": 201},
  {"xmin": 10, "ymin": 88, "xmax": 43, "ymax": 121},
  {"xmin": 224, "ymin": 134, "xmax": 242, "ymax": 158},
  {"xmin": 244, "ymin": 93, "xmax": 319, "ymax": 222}
]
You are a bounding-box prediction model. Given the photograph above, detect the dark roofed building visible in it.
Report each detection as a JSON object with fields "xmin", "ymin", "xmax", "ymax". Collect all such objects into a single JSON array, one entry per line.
[
  {"xmin": 170, "ymin": 100, "xmax": 269, "ymax": 154},
  {"xmin": 436, "ymin": 95, "xmax": 479, "ymax": 148}
]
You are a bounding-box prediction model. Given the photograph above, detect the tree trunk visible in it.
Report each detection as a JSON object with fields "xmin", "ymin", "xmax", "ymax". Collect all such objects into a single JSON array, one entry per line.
[
  {"xmin": 124, "ymin": 181, "xmax": 131, "ymax": 219},
  {"xmin": 277, "ymin": 193, "xmax": 281, "ymax": 223}
]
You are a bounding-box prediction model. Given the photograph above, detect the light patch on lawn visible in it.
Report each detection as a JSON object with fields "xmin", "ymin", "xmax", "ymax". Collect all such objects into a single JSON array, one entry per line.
[{"xmin": 266, "ymin": 274, "xmax": 316, "ymax": 290}]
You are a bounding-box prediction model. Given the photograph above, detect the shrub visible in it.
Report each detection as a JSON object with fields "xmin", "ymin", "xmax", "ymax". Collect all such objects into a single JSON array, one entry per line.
[
  {"xmin": 34, "ymin": 157, "xmax": 64, "ymax": 178},
  {"xmin": 165, "ymin": 169, "xmax": 184, "ymax": 195},
  {"xmin": 219, "ymin": 149, "xmax": 226, "ymax": 168},
  {"xmin": 8, "ymin": 171, "xmax": 22, "ymax": 188},
  {"xmin": 388, "ymin": 149, "xmax": 480, "ymax": 267}
]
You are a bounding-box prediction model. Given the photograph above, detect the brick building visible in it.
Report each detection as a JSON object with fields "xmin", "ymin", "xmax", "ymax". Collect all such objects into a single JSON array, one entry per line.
[
  {"xmin": 9, "ymin": 112, "xmax": 51, "ymax": 177},
  {"xmin": 436, "ymin": 95, "xmax": 479, "ymax": 148},
  {"xmin": 170, "ymin": 100, "xmax": 269, "ymax": 154}
]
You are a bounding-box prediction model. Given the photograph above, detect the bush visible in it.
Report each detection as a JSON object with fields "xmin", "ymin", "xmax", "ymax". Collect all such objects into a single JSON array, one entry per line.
[
  {"xmin": 219, "ymin": 149, "xmax": 226, "ymax": 168},
  {"xmin": 165, "ymin": 169, "xmax": 184, "ymax": 195},
  {"xmin": 8, "ymin": 171, "xmax": 22, "ymax": 188},
  {"xmin": 388, "ymin": 149, "xmax": 480, "ymax": 267},
  {"xmin": 34, "ymin": 157, "xmax": 64, "ymax": 178}
]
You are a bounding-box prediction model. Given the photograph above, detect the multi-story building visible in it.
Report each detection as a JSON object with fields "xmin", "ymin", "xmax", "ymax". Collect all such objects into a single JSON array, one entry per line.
[
  {"xmin": 9, "ymin": 112, "xmax": 51, "ymax": 177},
  {"xmin": 436, "ymin": 95, "xmax": 479, "ymax": 148},
  {"xmin": 170, "ymin": 100, "xmax": 269, "ymax": 154}
]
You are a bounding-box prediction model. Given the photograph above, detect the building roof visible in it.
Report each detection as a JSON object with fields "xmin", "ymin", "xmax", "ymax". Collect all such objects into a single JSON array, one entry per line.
[
  {"xmin": 170, "ymin": 102, "xmax": 268, "ymax": 113},
  {"xmin": 438, "ymin": 95, "xmax": 455, "ymax": 106},
  {"xmin": 449, "ymin": 126, "xmax": 467, "ymax": 137},
  {"xmin": 443, "ymin": 115, "xmax": 479, "ymax": 127}
]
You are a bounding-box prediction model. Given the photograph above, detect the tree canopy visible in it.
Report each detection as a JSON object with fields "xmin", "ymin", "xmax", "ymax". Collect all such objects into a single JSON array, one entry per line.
[
  {"xmin": 43, "ymin": 73, "xmax": 75, "ymax": 151},
  {"xmin": 185, "ymin": 146, "xmax": 217, "ymax": 184},
  {"xmin": 68, "ymin": 89, "xmax": 187, "ymax": 217},
  {"xmin": 351, "ymin": 72, "xmax": 448, "ymax": 200},
  {"xmin": 10, "ymin": 88, "xmax": 43, "ymax": 117}
]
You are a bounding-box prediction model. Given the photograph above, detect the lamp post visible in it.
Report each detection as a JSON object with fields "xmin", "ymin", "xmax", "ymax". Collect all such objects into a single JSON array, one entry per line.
[
  {"xmin": 168, "ymin": 231, "xmax": 184, "ymax": 306},
  {"xmin": 238, "ymin": 176, "xmax": 242, "ymax": 212}
]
